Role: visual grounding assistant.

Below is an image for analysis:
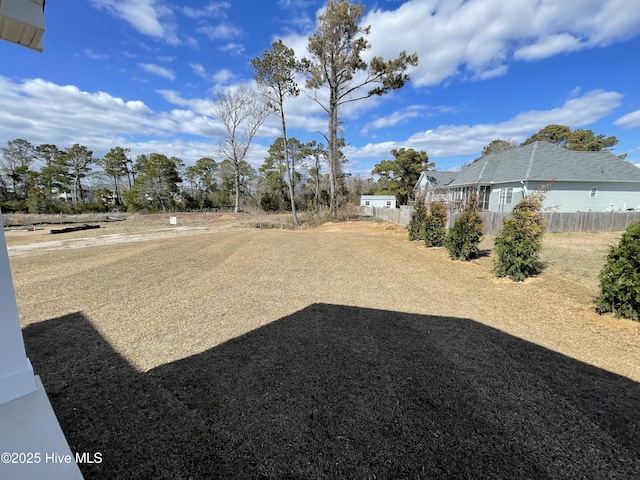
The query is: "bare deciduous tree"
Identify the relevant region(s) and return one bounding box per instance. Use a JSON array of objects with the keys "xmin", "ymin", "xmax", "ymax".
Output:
[{"xmin": 213, "ymin": 85, "xmax": 268, "ymax": 213}]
